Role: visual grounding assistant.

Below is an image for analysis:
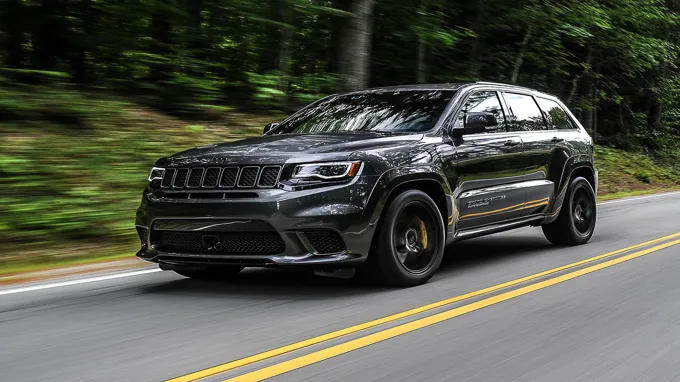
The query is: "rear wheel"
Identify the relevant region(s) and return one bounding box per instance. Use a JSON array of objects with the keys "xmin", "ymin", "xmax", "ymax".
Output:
[
  {"xmin": 363, "ymin": 189, "xmax": 446, "ymax": 287},
  {"xmin": 542, "ymin": 176, "xmax": 596, "ymax": 246},
  {"xmin": 174, "ymin": 266, "xmax": 244, "ymax": 281}
]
